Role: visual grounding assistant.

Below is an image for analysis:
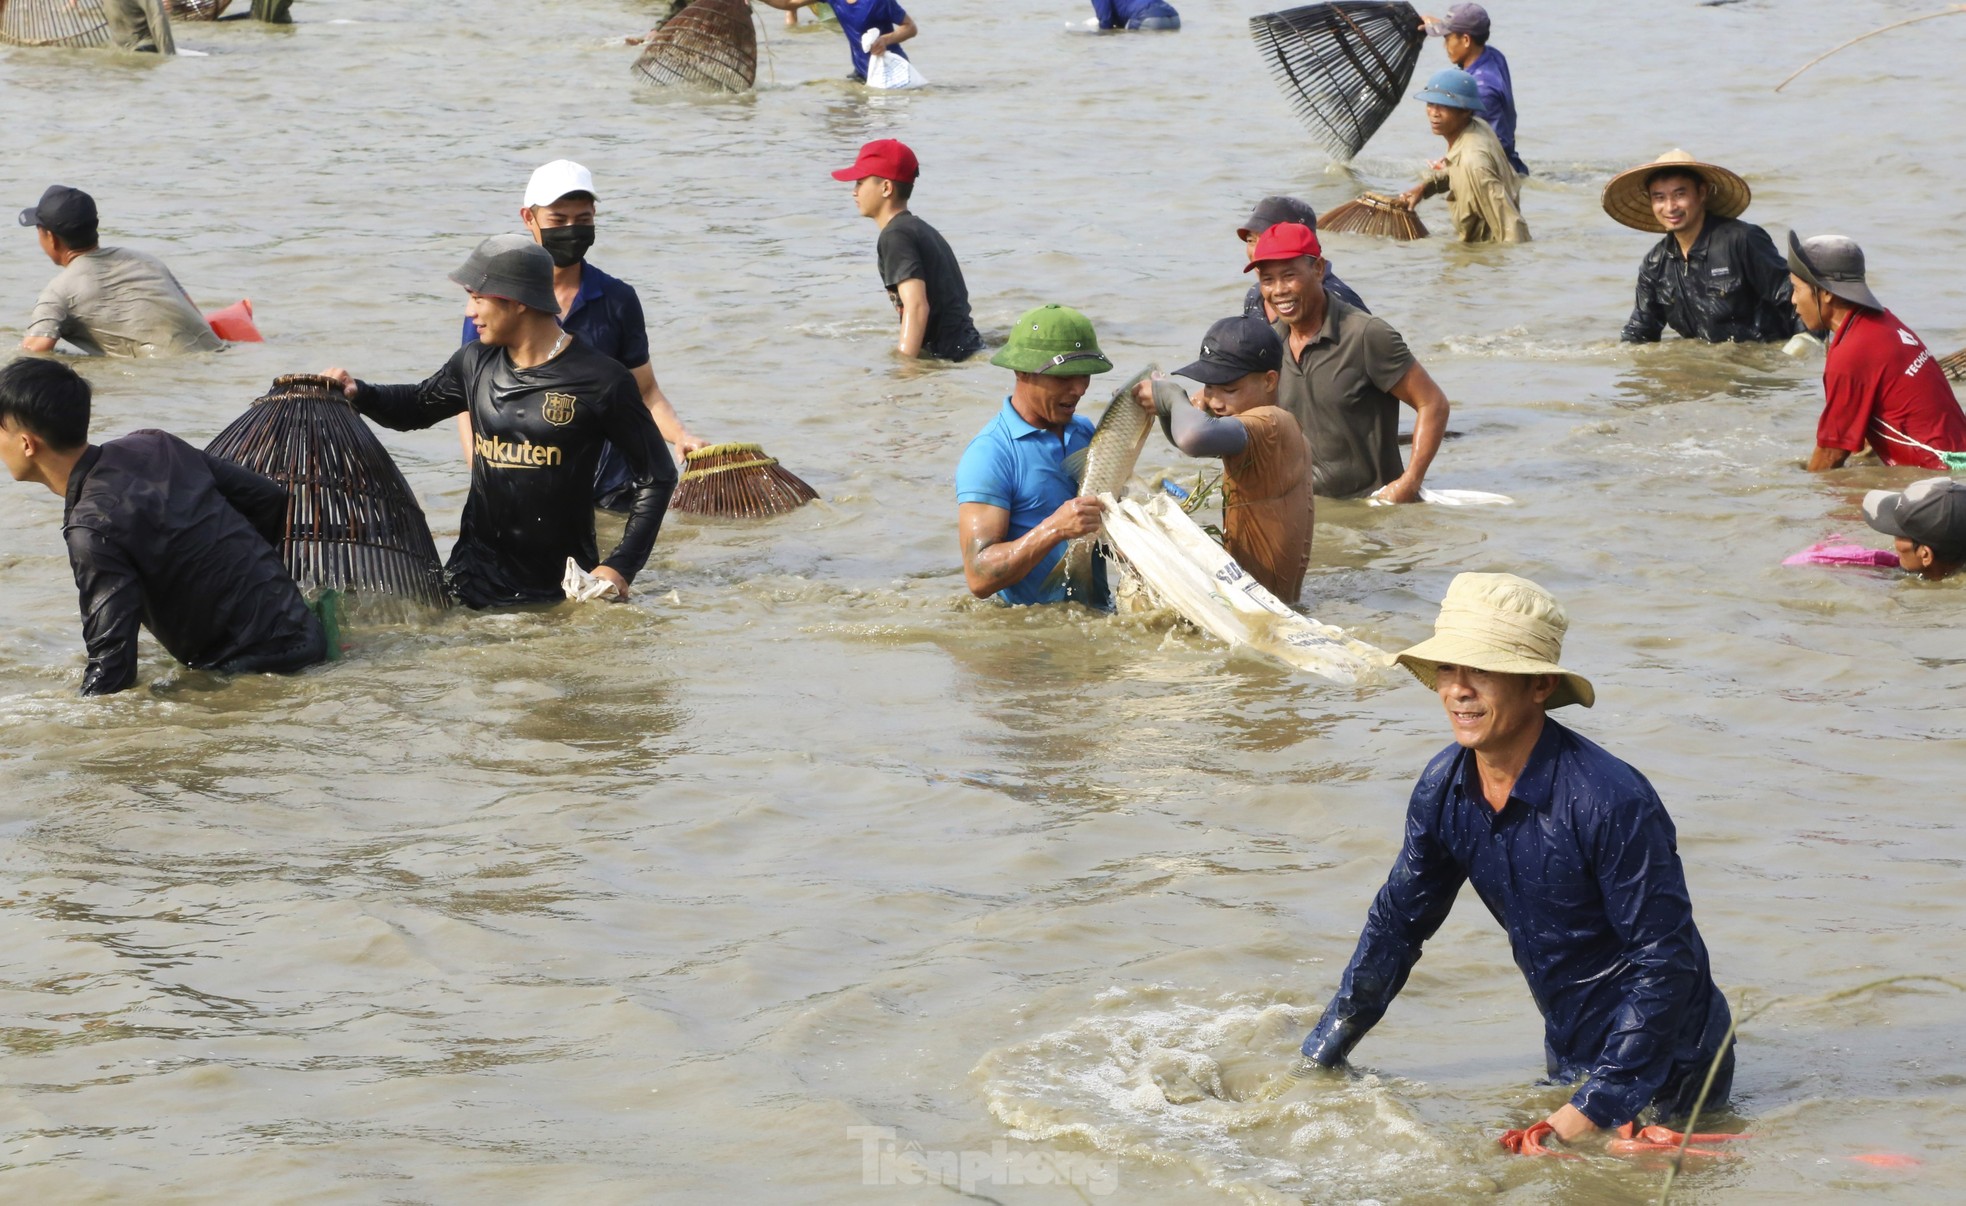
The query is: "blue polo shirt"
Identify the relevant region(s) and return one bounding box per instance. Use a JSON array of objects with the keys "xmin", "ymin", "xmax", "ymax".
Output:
[
  {"xmin": 462, "ymin": 261, "xmax": 652, "ymax": 502},
  {"xmin": 955, "ymin": 397, "xmax": 1102, "ymax": 607}
]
